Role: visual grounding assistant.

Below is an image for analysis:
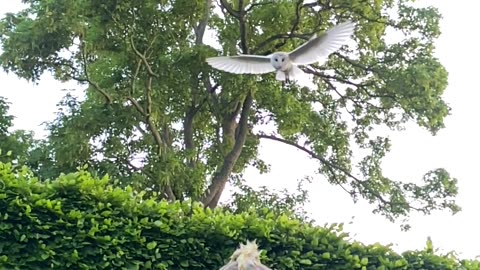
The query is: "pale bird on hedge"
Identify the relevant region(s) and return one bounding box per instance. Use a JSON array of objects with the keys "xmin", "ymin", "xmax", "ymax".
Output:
[
  {"xmin": 219, "ymin": 240, "xmax": 273, "ymax": 270},
  {"xmin": 206, "ymin": 21, "xmax": 355, "ymax": 83}
]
